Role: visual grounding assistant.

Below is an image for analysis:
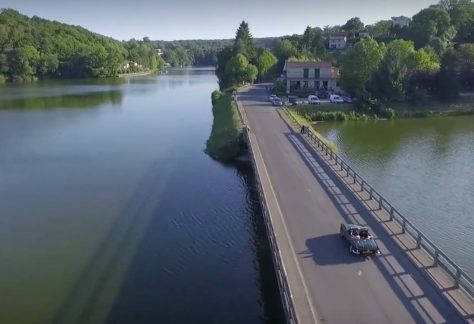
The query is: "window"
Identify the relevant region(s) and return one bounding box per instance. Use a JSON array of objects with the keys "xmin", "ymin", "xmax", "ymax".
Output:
[
  {"xmin": 315, "ymin": 68, "xmax": 320, "ymax": 78},
  {"xmin": 303, "ymin": 68, "xmax": 309, "ymax": 78}
]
